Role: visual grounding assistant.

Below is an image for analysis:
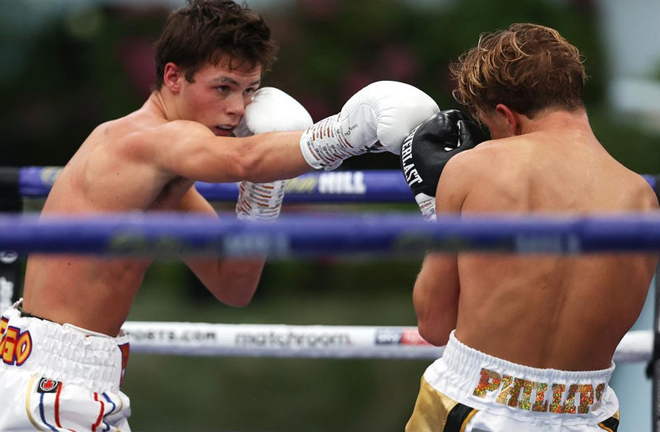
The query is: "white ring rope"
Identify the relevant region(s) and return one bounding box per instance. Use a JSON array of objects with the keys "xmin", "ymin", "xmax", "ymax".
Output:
[{"xmin": 122, "ymin": 321, "xmax": 651, "ymax": 363}]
